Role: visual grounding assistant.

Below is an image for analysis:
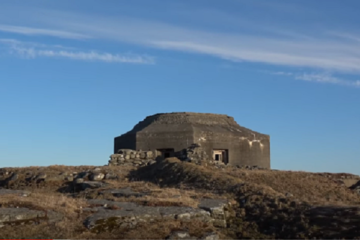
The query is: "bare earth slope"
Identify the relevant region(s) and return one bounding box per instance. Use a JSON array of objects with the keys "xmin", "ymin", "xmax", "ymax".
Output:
[{"xmin": 0, "ymin": 159, "xmax": 360, "ymax": 239}]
